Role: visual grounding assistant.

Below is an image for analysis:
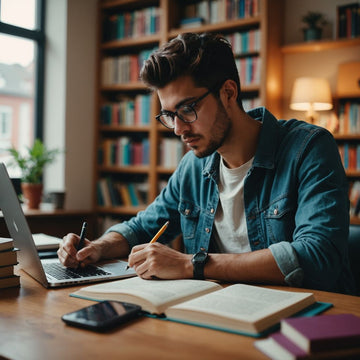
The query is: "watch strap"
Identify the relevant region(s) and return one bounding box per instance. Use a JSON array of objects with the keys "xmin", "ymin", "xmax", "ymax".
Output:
[{"xmin": 192, "ymin": 249, "xmax": 208, "ymax": 280}]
